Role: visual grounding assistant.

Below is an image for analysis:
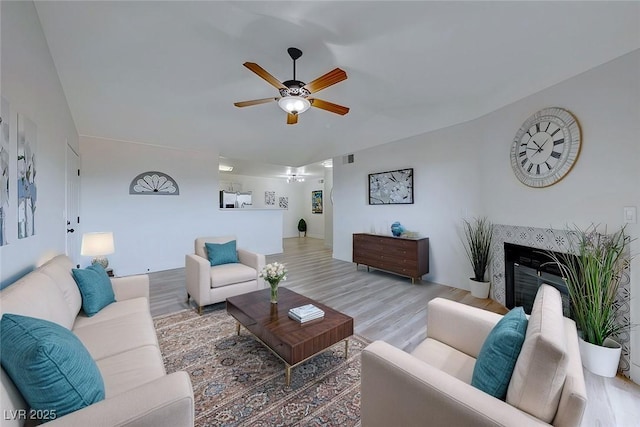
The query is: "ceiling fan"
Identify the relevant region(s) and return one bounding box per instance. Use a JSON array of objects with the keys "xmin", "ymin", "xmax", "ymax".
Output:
[{"xmin": 234, "ymin": 47, "xmax": 349, "ymax": 125}]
